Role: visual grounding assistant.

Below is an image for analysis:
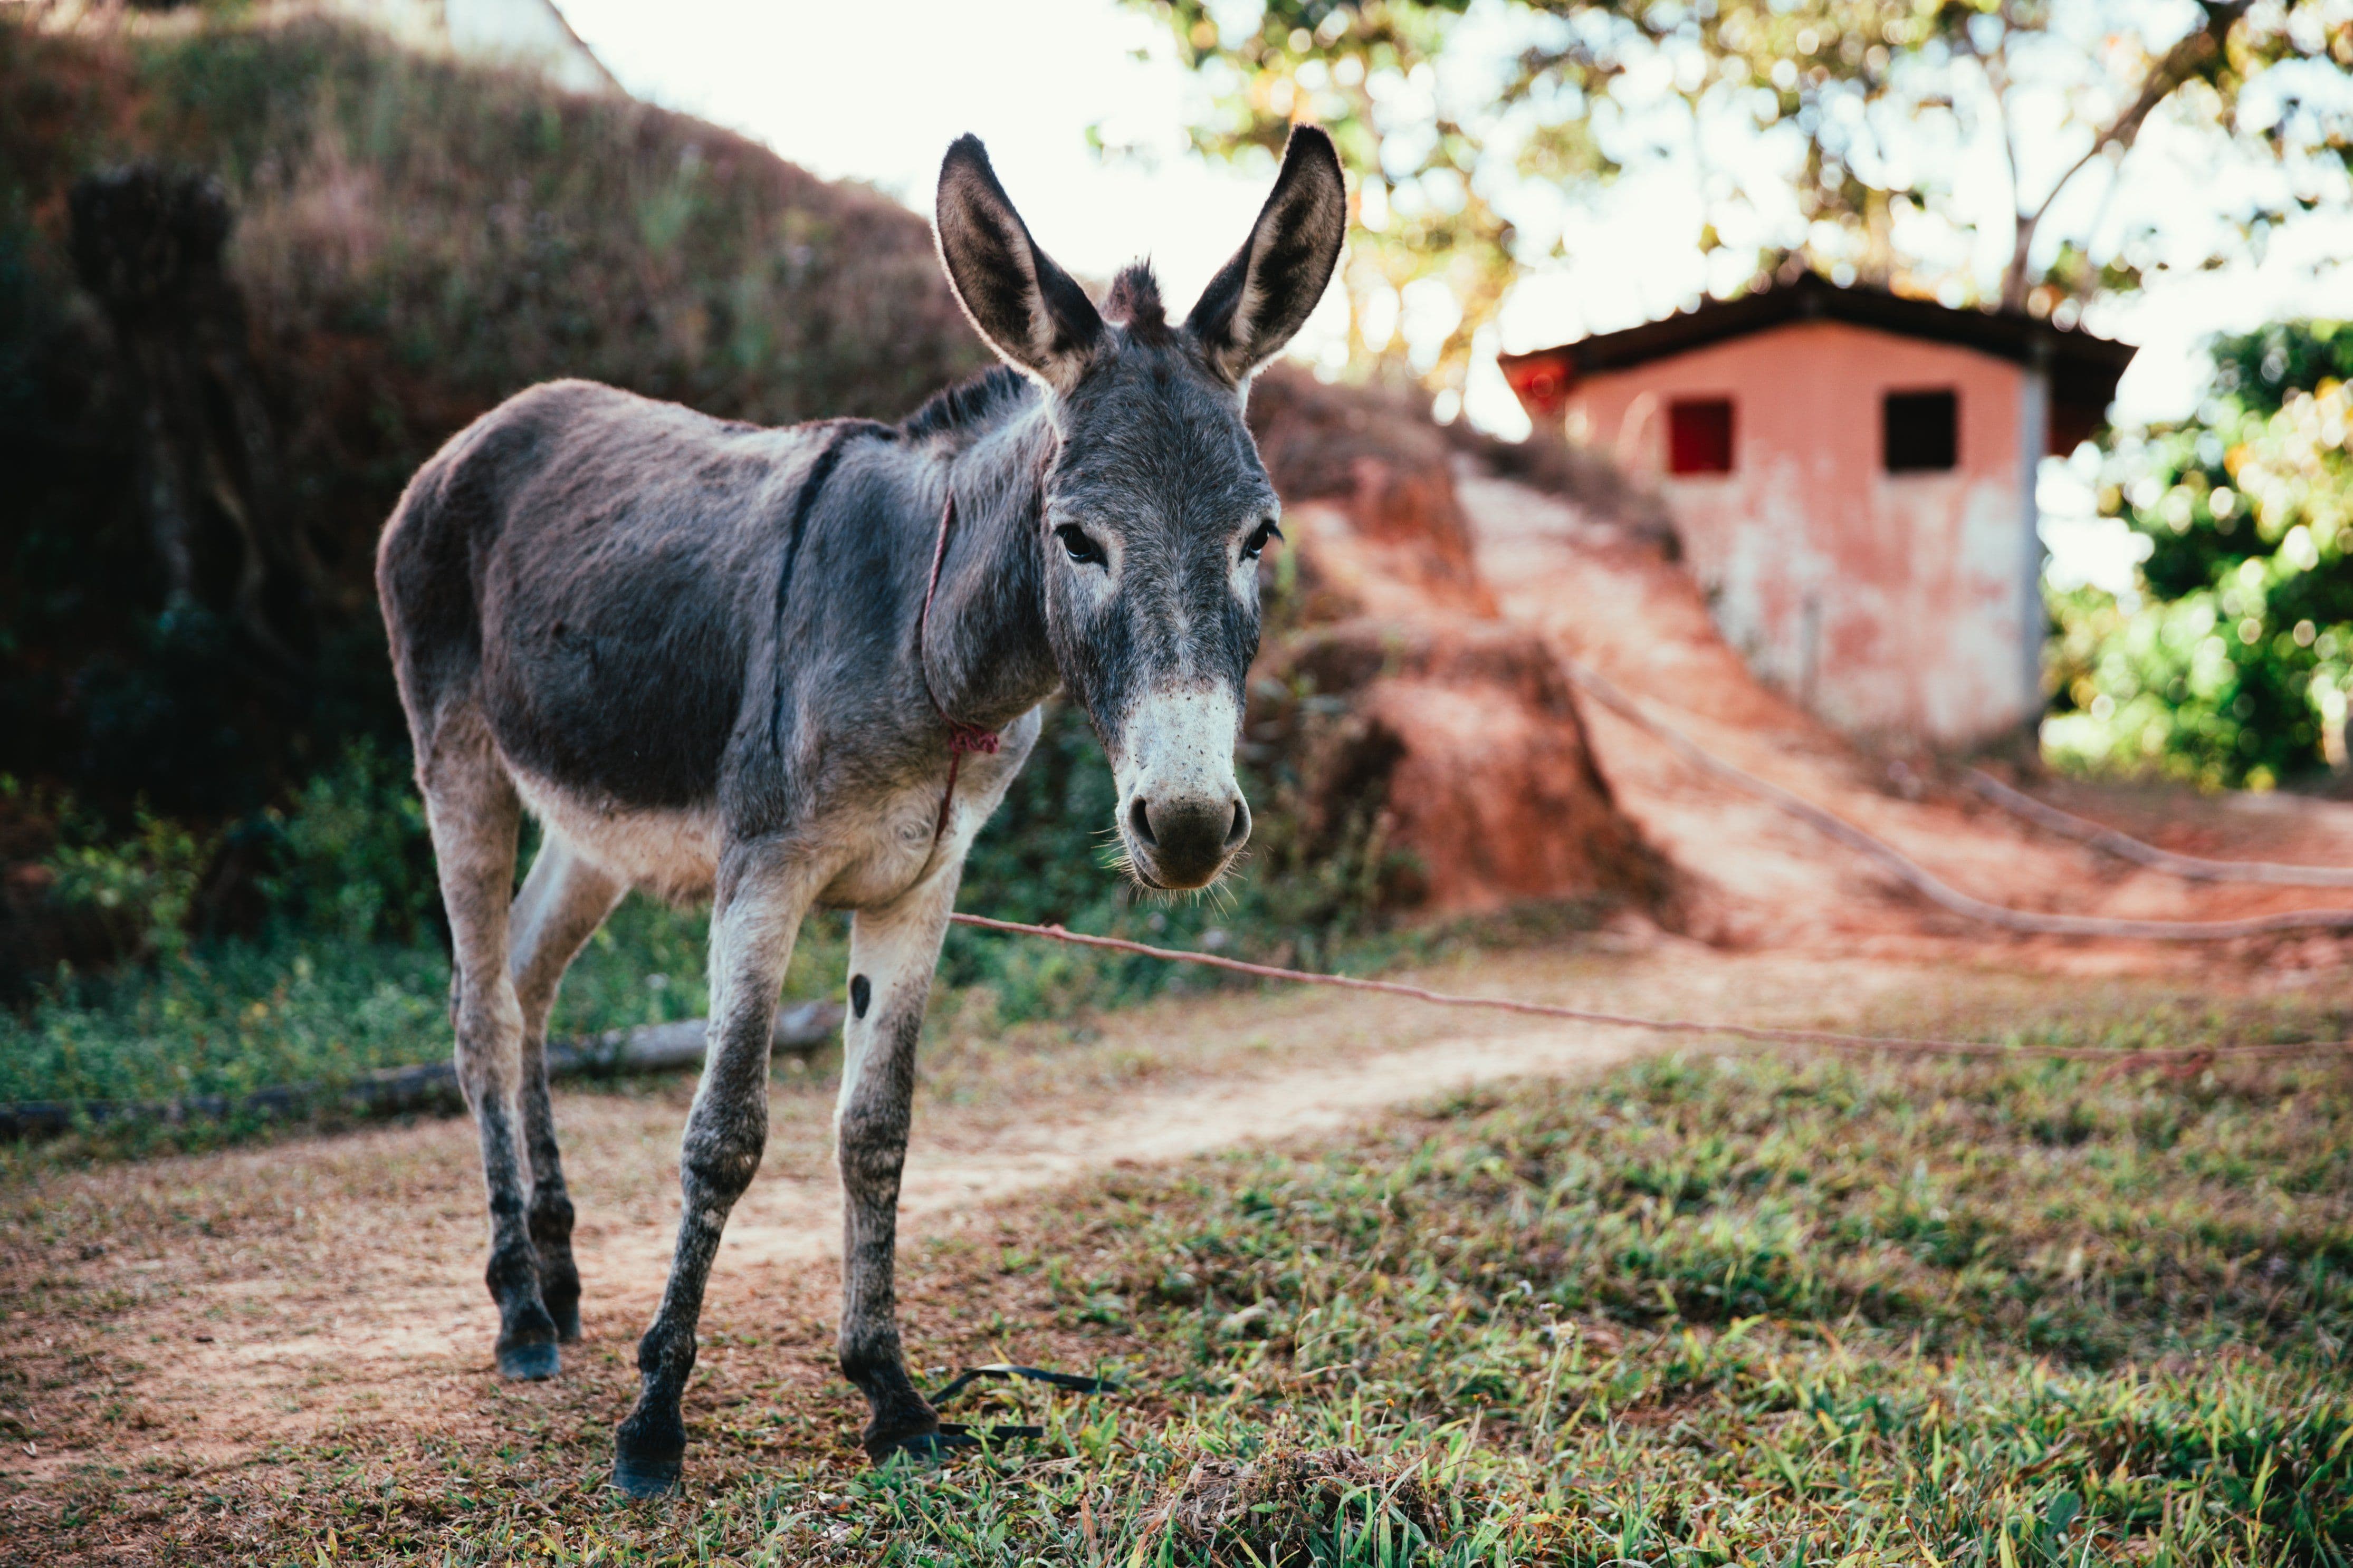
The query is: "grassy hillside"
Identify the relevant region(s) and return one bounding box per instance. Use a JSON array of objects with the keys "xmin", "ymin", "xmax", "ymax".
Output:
[{"xmin": 1, "ymin": 13, "xmax": 986, "ymax": 821}]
